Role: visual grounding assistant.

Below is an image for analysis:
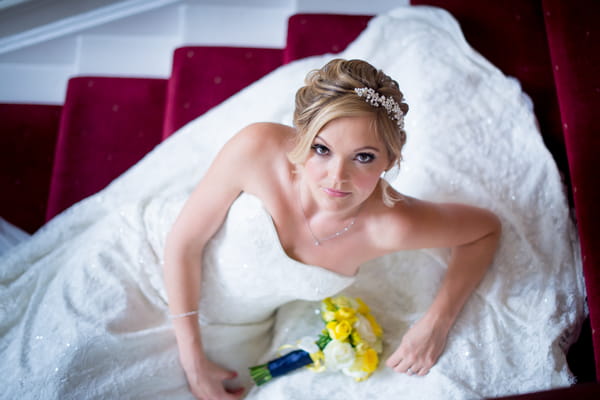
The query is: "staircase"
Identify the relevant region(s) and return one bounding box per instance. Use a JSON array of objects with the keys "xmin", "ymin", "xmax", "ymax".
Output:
[
  {"xmin": 2, "ymin": 0, "xmax": 599, "ymax": 386},
  {"xmin": 0, "ymin": 0, "xmax": 391, "ymax": 233}
]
